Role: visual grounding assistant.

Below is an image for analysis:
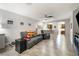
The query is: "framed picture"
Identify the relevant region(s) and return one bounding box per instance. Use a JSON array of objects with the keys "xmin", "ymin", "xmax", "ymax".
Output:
[
  {"xmin": 7, "ymin": 20, "xmax": 13, "ymax": 24},
  {"xmin": 20, "ymin": 22, "xmax": 24, "ymax": 25},
  {"xmin": 54, "ymin": 26, "xmax": 56, "ymax": 28},
  {"xmin": 28, "ymin": 23, "xmax": 31, "ymax": 26},
  {"xmin": 47, "ymin": 24, "xmax": 52, "ymax": 30},
  {"xmin": 61, "ymin": 24, "xmax": 65, "ymax": 29}
]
